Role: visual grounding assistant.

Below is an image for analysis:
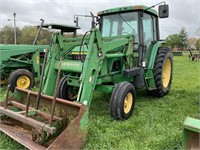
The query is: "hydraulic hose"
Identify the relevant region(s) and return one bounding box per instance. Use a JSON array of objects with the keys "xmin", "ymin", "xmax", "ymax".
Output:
[{"xmin": 79, "ymin": 31, "xmax": 91, "ymax": 62}]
